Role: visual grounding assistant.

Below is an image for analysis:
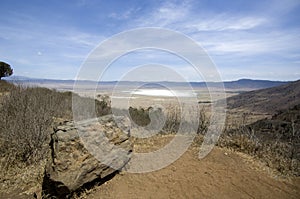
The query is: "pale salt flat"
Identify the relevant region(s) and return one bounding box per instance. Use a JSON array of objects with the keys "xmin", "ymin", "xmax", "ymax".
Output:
[
  {"xmin": 129, "ymin": 89, "xmax": 196, "ymax": 97},
  {"xmin": 110, "ymin": 96, "xmax": 138, "ymax": 99}
]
